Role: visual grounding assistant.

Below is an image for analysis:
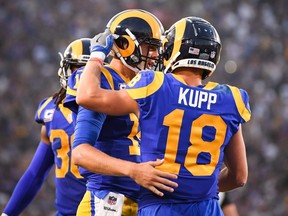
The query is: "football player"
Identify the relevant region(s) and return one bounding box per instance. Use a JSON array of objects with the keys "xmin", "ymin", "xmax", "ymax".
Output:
[
  {"xmin": 2, "ymin": 38, "xmax": 90, "ymax": 216},
  {"xmin": 65, "ymin": 9, "xmax": 177, "ymax": 216},
  {"xmin": 76, "ymin": 16, "xmax": 251, "ymax": 216}
]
